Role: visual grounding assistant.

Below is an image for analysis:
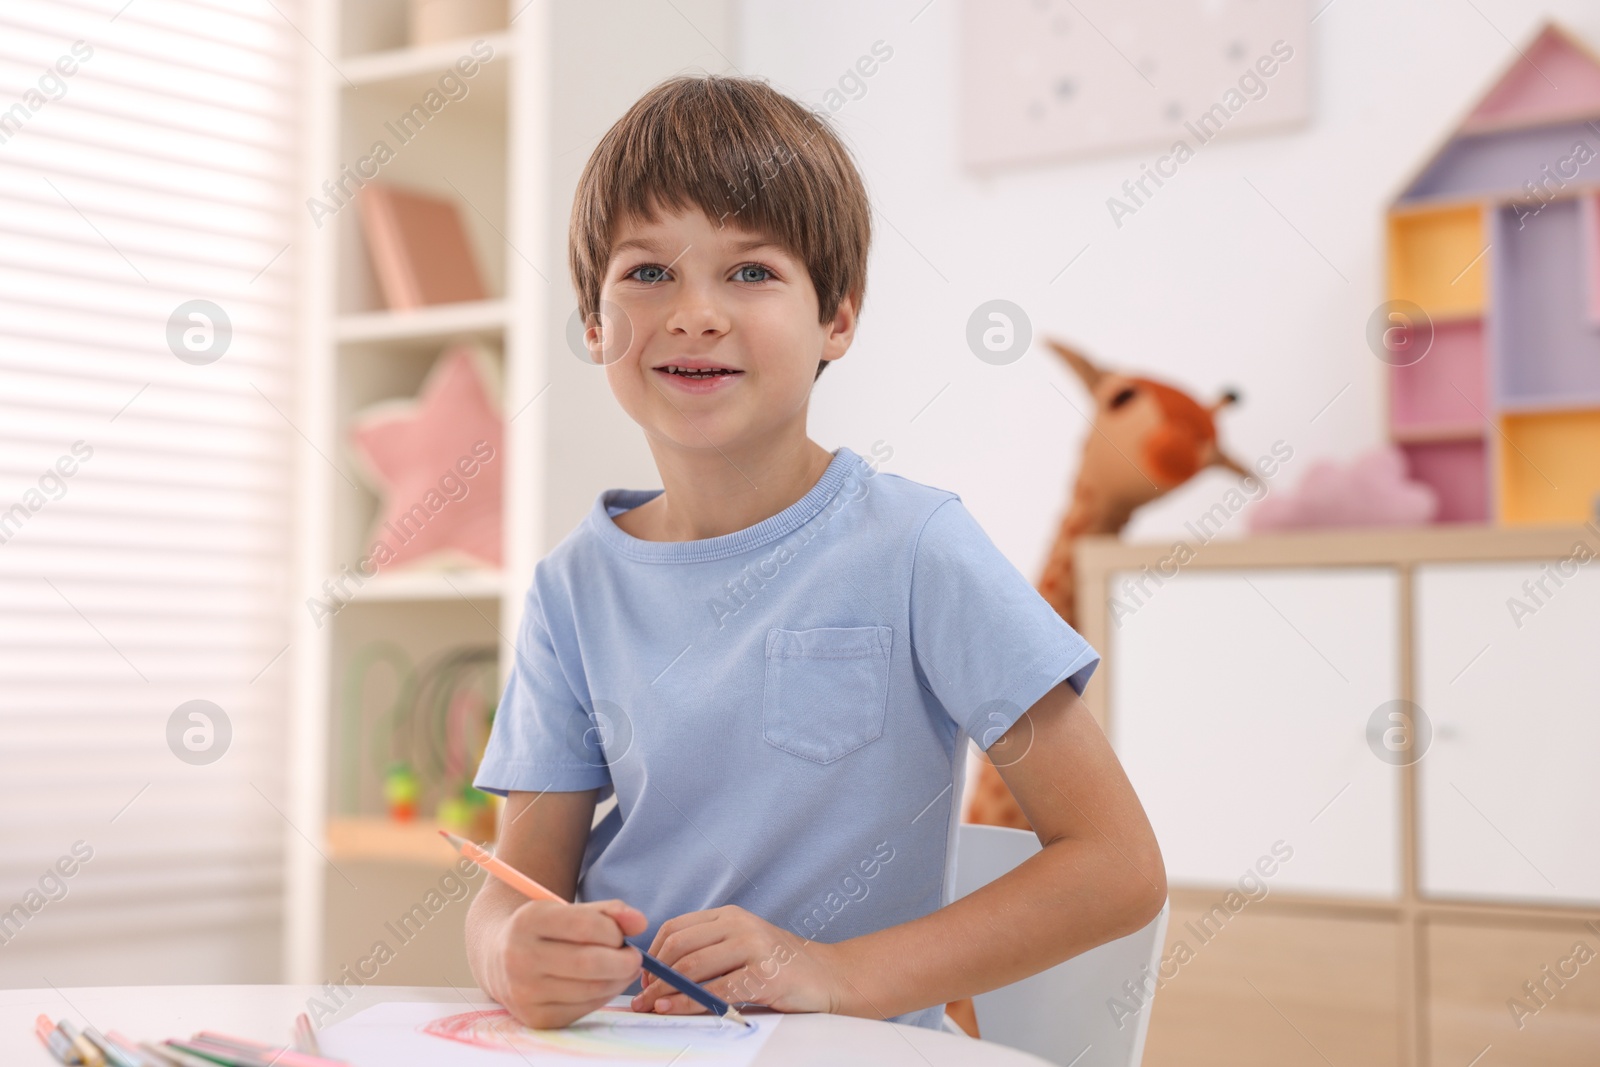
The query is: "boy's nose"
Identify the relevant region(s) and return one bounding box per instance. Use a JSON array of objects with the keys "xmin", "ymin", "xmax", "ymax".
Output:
[{"xmin": 666, "ymin": 296, "xmax": 729, "ymax": 337}]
